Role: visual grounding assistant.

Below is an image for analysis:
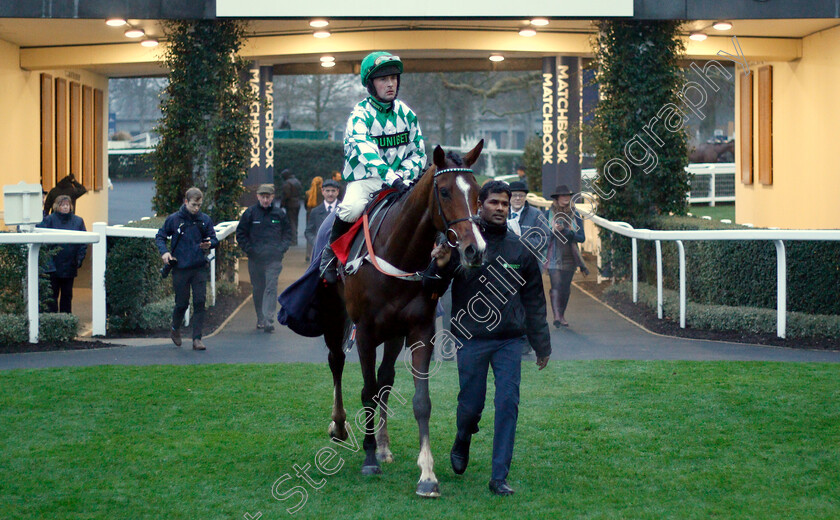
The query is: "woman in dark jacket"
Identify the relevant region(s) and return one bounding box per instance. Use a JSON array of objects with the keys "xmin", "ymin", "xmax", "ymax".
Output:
[
  {"xmin": 545, "ymin": 185, "xmax": 588, "ymax": 328},
  {"xmin": 36, "ymin": 195, "xmax": 87, "ymax": 313}
]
